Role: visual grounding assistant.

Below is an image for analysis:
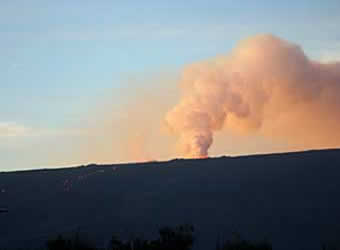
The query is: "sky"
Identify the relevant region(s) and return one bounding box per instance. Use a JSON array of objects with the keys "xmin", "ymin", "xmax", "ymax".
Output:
[{"xmin": 1, "ymin": 0, "xmax": 340, "ymax": 171}]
